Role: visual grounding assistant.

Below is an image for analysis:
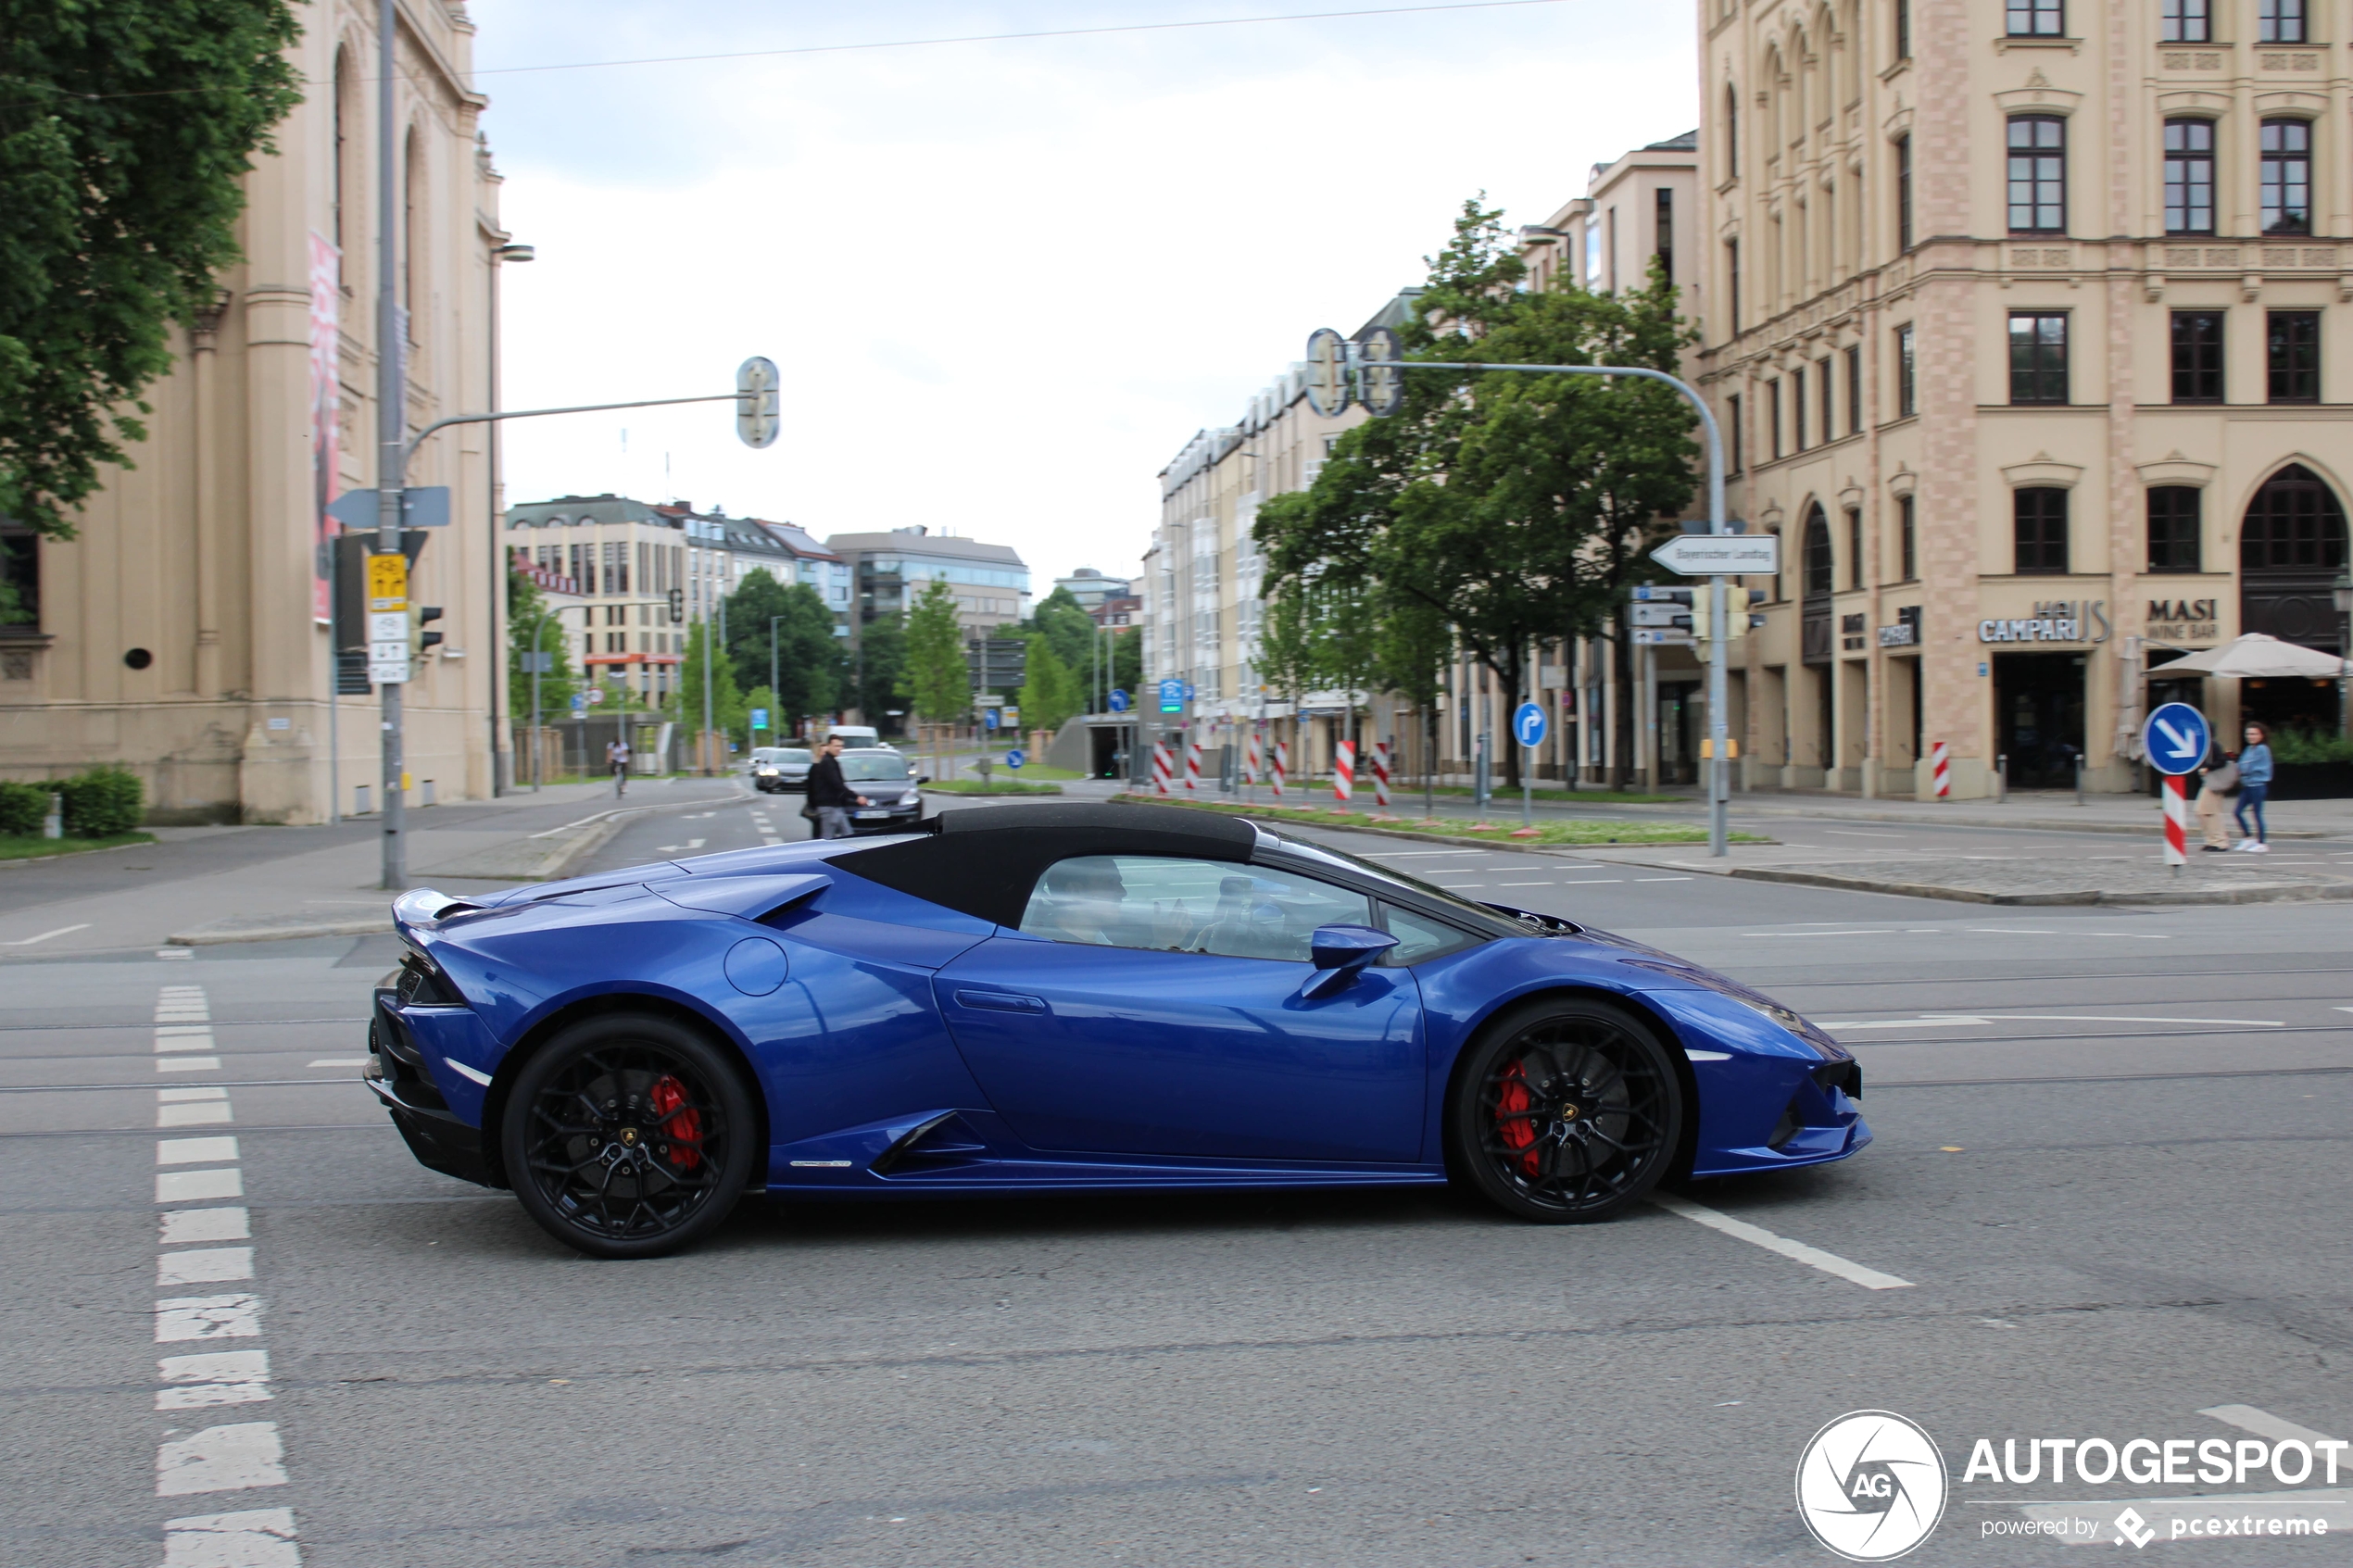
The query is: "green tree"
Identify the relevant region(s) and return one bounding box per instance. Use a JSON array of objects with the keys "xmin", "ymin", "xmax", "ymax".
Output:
[
  {"xmin": 674, "ymin": 617, "xmax": 747, "ymax": 755},
  {"xmin": 1108, "ymin": 625, "xmax": 1141, "ymax": 700},
  {"xmin": 719, "ymin": 570, "xmax": 842, "ymax": 732},
  {"xmin": 1016, "ymin": 635, "xmax": 1083, "ymax": 736},
  {"xmin": 853, "ymin": 612, "xmax": 907, "ymax": 734},
  {"xmin": 900, "ymin": 578, "xmax": 968, "ymax": 727},
  {"xmin": 1255, "ymin": 197, "xmax": 1698, "ymax": 787},
  {"xmin": 1023, "ymin": 586, "xmax": 1098, "ymax": 698},
  {"xmin": 742, "ymin": 684, "xmax": 777, "ymax": 743},
  {"xmin": 507, "ymin": 570, "xmax": 577, "ymax": 721},
  {"xmin": 1, "ymin": 1, "xmax": 304, "ymax": 536}
]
